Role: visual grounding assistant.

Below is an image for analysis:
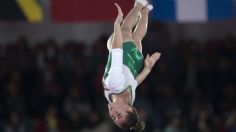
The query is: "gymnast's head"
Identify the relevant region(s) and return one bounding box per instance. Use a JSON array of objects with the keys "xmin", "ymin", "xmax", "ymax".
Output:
[{"xmin": 108, "ymin": 102, "xmax": 145, "ymax": 131}]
